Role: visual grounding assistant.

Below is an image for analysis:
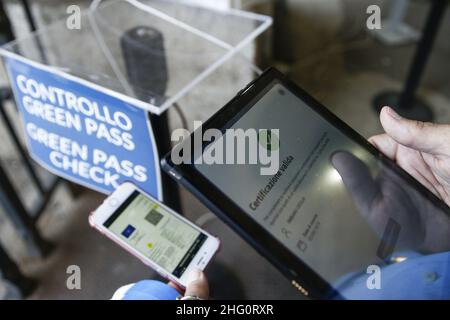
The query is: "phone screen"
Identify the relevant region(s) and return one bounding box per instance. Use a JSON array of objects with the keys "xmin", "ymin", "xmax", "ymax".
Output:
[
  {"xmin": 104, "ymin": 191, "xmax": 206, "ymax": 278},
  {"xmin": 194, "ymin": 82, "xmax": 450, "ymax": 299}
]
